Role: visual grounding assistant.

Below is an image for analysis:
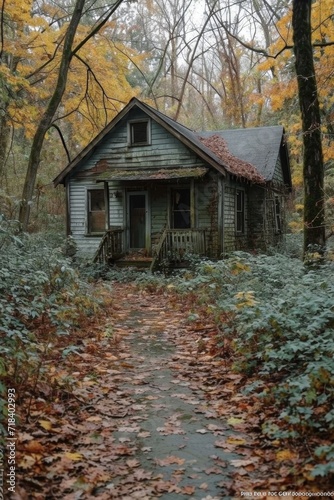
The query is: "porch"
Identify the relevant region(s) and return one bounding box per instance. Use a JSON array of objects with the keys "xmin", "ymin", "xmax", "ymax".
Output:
[{"xmin": 93, "ymin": 228, "xmax": 207, "ymax": 272}]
